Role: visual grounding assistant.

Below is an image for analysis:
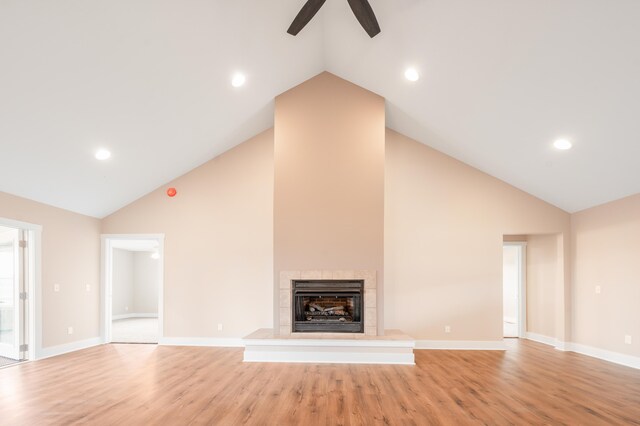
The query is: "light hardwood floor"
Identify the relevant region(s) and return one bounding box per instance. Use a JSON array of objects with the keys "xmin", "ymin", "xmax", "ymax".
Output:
[{"xmin": 0, "ymin": 339, "xmax": 639, "ymax": 425}]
